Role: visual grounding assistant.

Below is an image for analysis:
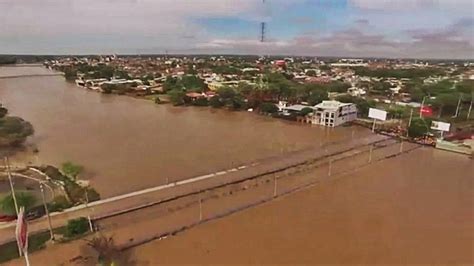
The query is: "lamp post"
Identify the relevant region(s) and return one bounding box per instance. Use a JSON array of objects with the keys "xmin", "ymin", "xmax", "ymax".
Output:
[{"xmin": 39, "ymin": 183, "xmax": 55, "ymax": 241}]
